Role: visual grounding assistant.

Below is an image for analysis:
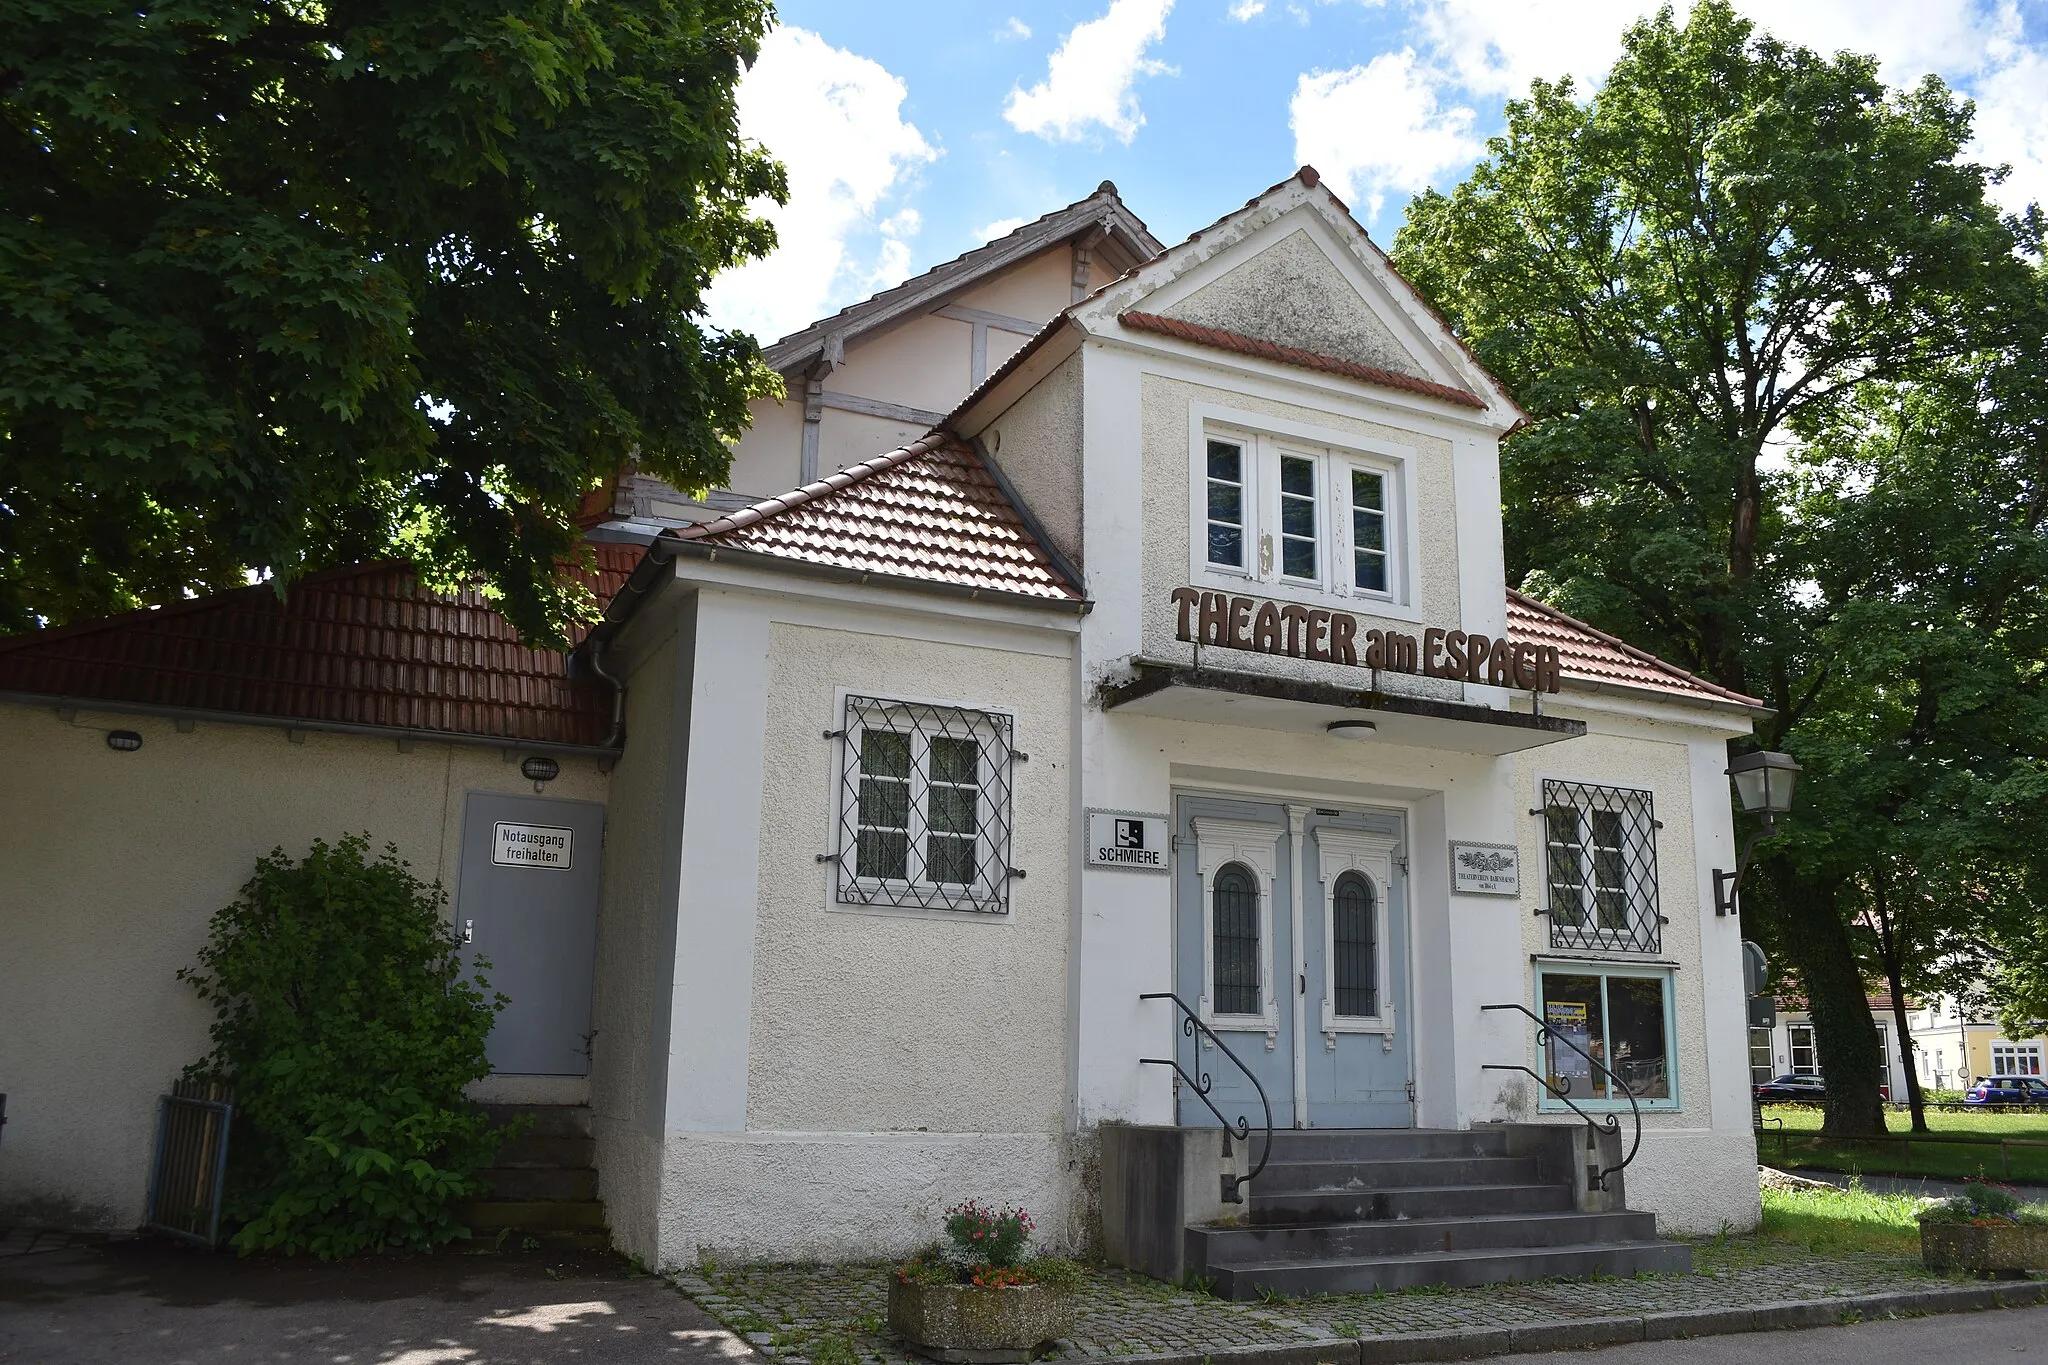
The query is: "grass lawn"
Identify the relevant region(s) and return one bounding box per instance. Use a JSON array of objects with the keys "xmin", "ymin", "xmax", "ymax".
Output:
[
  {"xmin": 1756, "ymin": 1181, "xmax": 1927, "ymax": 1257},
  {"xmin": 1757, "ymin": 1104, "xmax": 2048, "ymax": 1182}
]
